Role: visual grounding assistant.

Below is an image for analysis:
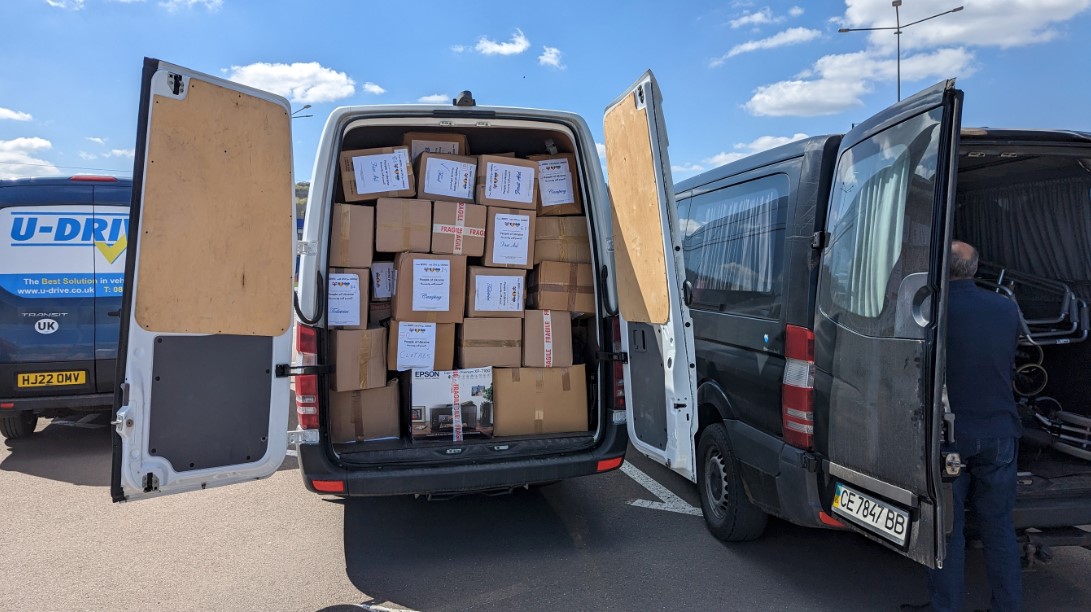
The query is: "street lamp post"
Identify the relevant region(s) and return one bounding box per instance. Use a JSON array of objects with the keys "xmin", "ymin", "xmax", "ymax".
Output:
[
  {"xmin": 838, "ymin": 1, "xmax": 964, "ymax": 101},
  {"xmin": 291, "ymin": 104, "xmax": 313, "ymax": 119}
]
